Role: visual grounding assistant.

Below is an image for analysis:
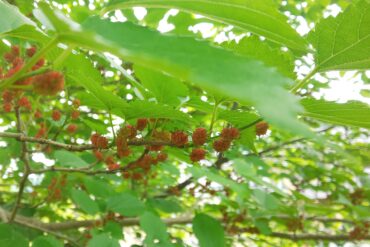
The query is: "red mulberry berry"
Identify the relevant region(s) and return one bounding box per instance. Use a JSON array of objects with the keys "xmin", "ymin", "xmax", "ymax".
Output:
[
  {"xmin": 192, "ymin": 127, "xmax": 207, "ymax": 146},
  {"xmin": 213, "ymin": 138, "xmax": 231, "ymax": 152},
  {"xmin": 32, "ymin": 58, "xmax": 45, "ymax": 71},
  {"xmin": 18, "ymin": 96, "xmax": 32, "ymax": 110},
  {"xmin": 34, "ymin": 110, "xmax": 42, "ymax": 119},
  {"xmin": 157, "ymin": 152, "xmax": 168, "ymax": 162},
  {"xmin": 93, "ymin": 150, "xmax": 104, "ymax": 161},
  {"xmin": 105, "ymin": 156, "xmax": 115, "ymax": 165},
  {"xmin": 256, "ymin": 121, "xmax": 269, "ymax": 136},
  {"xmin": 3, "ymin": 45, "xmax": 19, "ymax": 63},
  {"xmin": 122, "ymin": 171, "xmax": 131, "ymax": 179},
  {"xmin": 221, "ymin": 127, "xmax": 240, "ymax": 140},
  {"xmin": 108, "ymin": 163, "xmax": 120, "ymax": 171},
  {"xmin": 91, "ymin": 133, "xmax": 108, "ymax": 149},
  {"xmin": 132, "ymin": 172, "xmax": 143, "ymax": 180},
  {"xmin": 32, "ymin": 71, "xmax": 64, "ymax": 96},
  {"xmin": 26, "ymin": 46, "xmax": 37, "ymax": 57},
  {"xmin": 67, "ymin": 124, "xmax": 78, "ymax": 134},
  {"xmin": 3, "ymin": 103, "xmax": 12, "ymax": 112},
  {"xmin": 52, "ymin": 110, "xmax": 61, "ymax": 121},
  {"xmin": 136, "ymin": 118, "xmax": 148, "ymax": 131},
  {"xmin": 72, "ymin": 99, "xmax": 80, "ymax": 108},
  {"xmin": 190, "ymin": 148, "xmax": 206, "ymax": 162},
  {"xmin": 2, "ymin": 90, "xmax": 13, "ymax": 103},
  {"xmin": 97, "ymin": 136, "xmax": 108, "ymax": 149},
  {"xmin": 148, "ymin": 145, "xmax": 163, "ymax": 152},
  {"xmin": 118, "ymin": 148, "xmax": 131, "ymax": 158},
  {"xmin": 71, "ymin": 110, "xmax": 80, "ymax": 120},
  {"xmin": 171, "ymin": 131, "xmax": 188, "ymax": 147}
]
